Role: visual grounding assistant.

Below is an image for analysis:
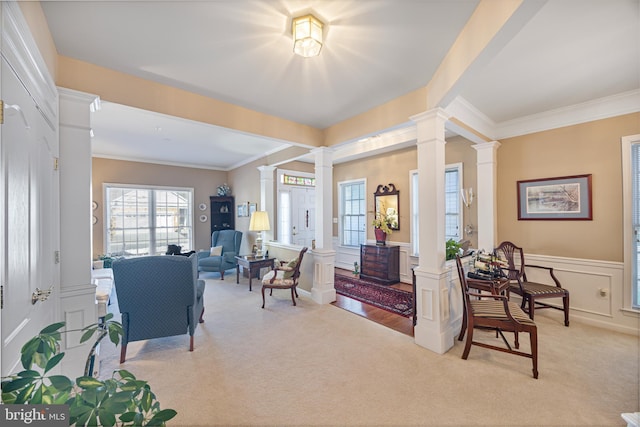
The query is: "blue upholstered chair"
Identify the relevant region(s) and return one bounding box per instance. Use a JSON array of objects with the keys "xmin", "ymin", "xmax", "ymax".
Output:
[
  {"xmin": 112, "ymin": 254, "xmax": 205, "ymax": 363},
  {"xmin": 197, "ymin": 230, "xmax": 242, "ymax": 279}
]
